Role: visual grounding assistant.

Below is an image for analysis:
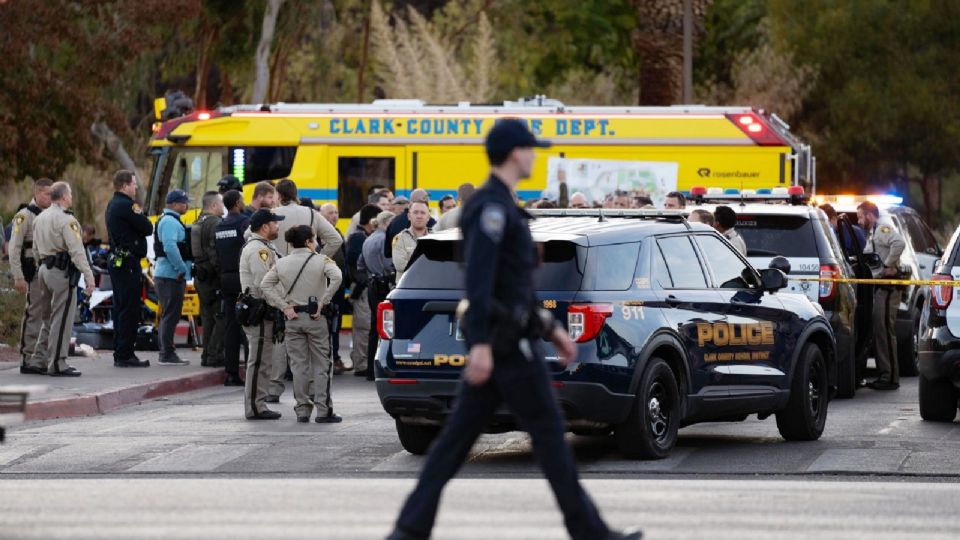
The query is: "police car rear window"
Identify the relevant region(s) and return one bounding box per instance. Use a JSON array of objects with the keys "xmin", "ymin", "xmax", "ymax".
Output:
[
  {"xmin": 735, "ymin": 215, "xmax": 819, "ymax": 258},
  {"xmin": 398, "ymin": 239, "xmax": 586, "ymax": 291}
]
